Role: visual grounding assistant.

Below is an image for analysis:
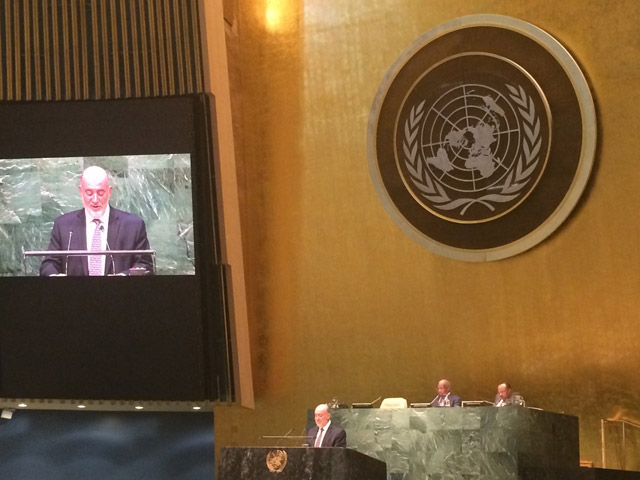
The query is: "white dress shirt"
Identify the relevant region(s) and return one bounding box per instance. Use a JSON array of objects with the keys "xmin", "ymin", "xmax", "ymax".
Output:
[{"xmin": 315, "ymin": 420, "xmax": 331, "ymax": 447}]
